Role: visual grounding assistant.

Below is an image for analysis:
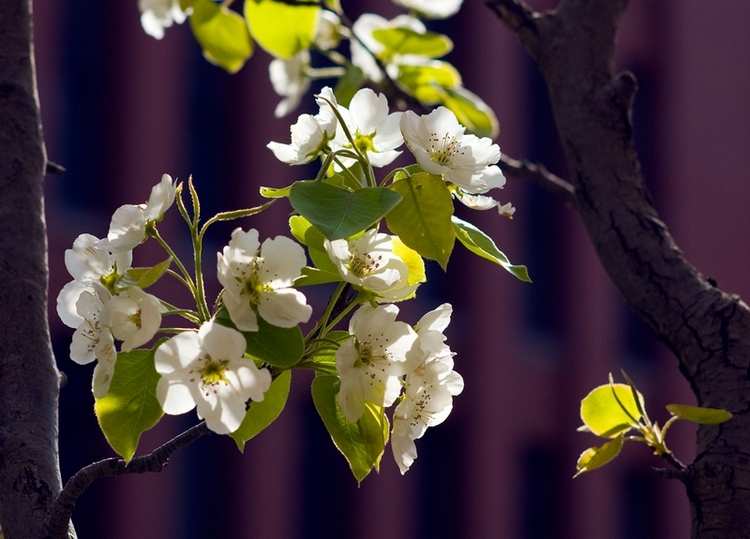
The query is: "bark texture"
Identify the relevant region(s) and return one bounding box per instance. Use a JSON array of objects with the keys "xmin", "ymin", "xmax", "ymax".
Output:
[
  {"xmin": 490, "ymin": 0, "xmax": 750, "ymax": 537},
  {"xmin": 0, "ymin": 0, "xmax": 63, "ymax": 538}
]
